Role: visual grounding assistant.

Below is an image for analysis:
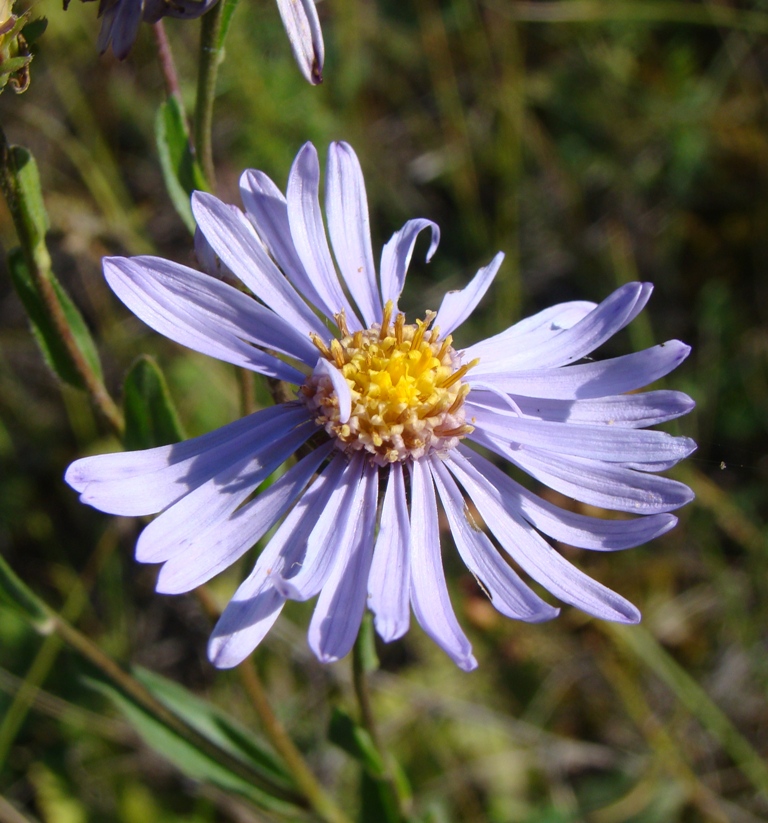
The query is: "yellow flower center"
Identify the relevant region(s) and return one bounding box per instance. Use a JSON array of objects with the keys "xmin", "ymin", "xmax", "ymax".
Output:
[{"xmin": 301, "ymin": 302, "xmax": 478, "ymax": 465}]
